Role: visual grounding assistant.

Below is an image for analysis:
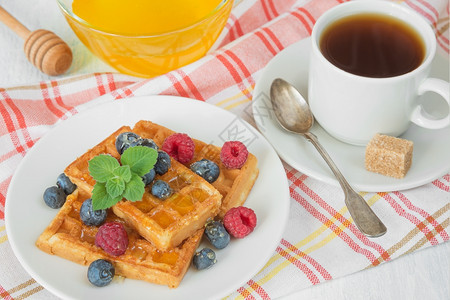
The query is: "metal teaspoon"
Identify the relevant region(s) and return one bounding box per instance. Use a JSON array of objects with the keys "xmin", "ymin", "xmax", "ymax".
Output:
[{"xmin": 270, "ymin": 78, "xmax": 387, "ymax": 237}]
